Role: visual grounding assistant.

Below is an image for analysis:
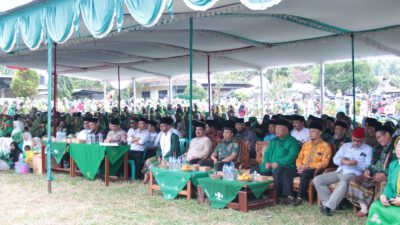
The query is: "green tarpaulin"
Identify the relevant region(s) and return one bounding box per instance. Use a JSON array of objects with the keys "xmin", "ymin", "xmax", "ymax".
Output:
[
  {"xmin": 151, "ymin": 167, "xmax": 209, "ymax": 200},
  {"xmin": 197, "ymin": 177, "xmax": 272, "ymax": 209}
]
